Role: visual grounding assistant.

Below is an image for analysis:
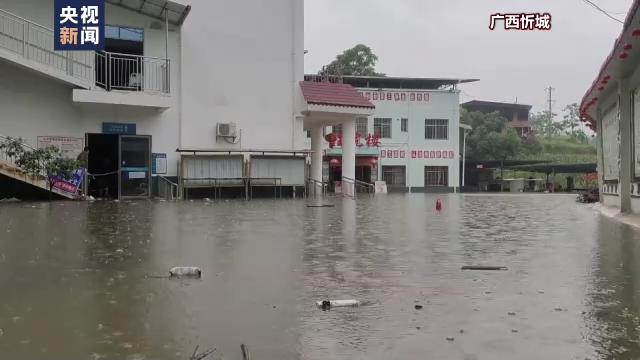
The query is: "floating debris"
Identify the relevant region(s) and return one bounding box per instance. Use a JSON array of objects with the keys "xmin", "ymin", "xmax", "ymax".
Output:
[
  {"xmin": 414, "ymin": 304, "xmax": 423, "ymax": 310},
  {"xmin": 169, "ymin": 267, "xmax": 202, "ymax": 278},
  {"xmin": 446, "ymin": 337, "xmax": 454, "ymax": 341},
  {"xmin": 508, "ymin": 312, "xmax": 516, "ymax": 315},
  {"xmin": 315, "ymin": 299, "xmax": 359, "ymax": 309},
  {"xmin": 461, "ymin": 265, "xmax": 508, "ymax": 271}
]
